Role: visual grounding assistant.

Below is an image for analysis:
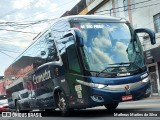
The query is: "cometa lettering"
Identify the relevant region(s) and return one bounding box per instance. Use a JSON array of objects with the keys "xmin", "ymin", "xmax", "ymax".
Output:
[
  {"xmin": 117, "ymin": 73, "xmax": 130, "ymax": 76},
  {"xmin": 33, "ymin": 70, "xmax": 51, "ymax": 84}
]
